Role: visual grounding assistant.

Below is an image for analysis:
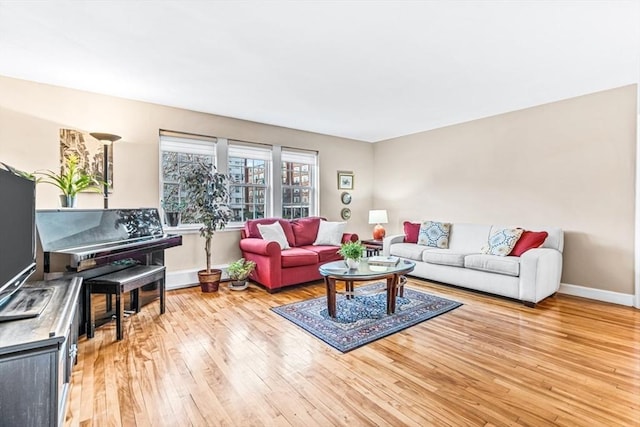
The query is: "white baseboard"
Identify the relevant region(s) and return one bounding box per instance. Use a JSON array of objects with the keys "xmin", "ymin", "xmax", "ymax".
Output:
[
  {"xmin": 166, "ymin": 265, "xmax": 229, "ymax": 290},
  {"xmin": 558, "ymin": 282, "xmax": 635, "ymax": 307},
  {"xmin": 166, "ymin": 272, "xmax": 636, "ymax": 307}
]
